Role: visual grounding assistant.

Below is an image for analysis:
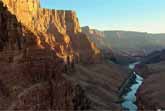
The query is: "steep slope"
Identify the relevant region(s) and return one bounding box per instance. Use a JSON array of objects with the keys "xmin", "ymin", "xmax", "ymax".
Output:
[
  {"xmin": 0, "ymin": 1, "xmax": 75, "ymax": 110},
  {"xmin": 2, "ymin": 0, "xmax": 101, "ymax": 63},
  {"xmin": 0, "ymin": 0, "xmax": 100, "ymax": 111},
  {"xmin": 0, "ymin": 0, "xmax": 133, "ymax": 110},
  {"xmin": 134, "ymin": 51, "xmax": 165, "ymax": 110},
  {"xmin": 64, "ymin": 63, "xmax": 129, "ymax": 110},
  {"xmin": 136, "ymin": 62, "xmax": 165, "ymax": 110}
]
